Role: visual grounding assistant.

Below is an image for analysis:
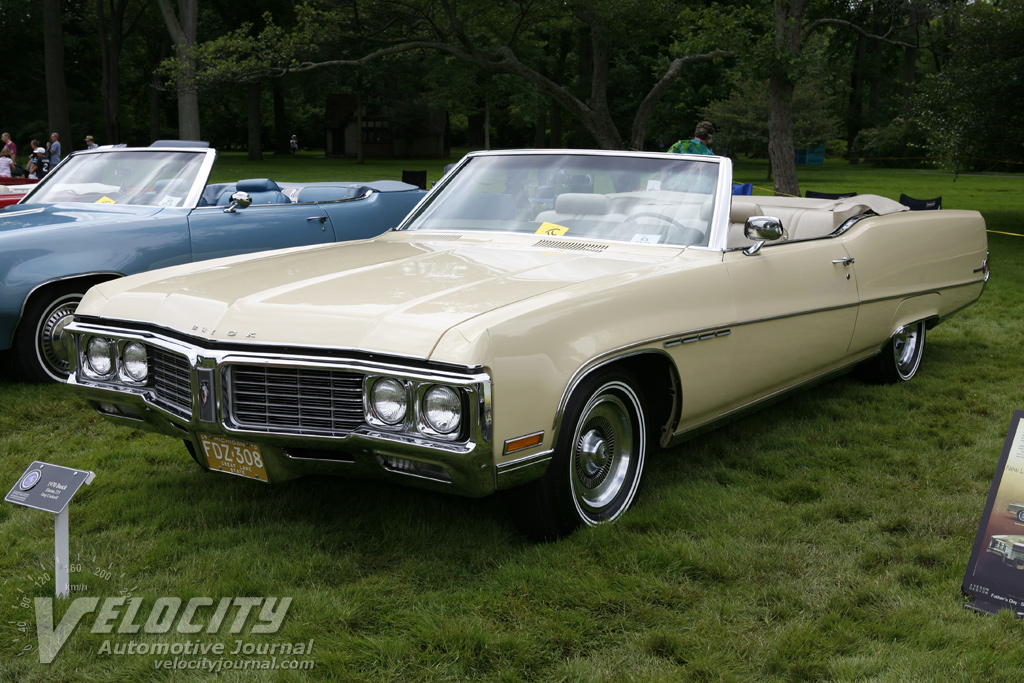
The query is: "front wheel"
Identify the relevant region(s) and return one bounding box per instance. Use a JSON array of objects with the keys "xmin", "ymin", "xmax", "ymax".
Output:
[
  {"xmin": 11, "ymin": 284, "xmax": 86, "ymax": 383},
  {"xmin": 857, "ymin": 321, "xmax": 926, "ymax": 385},
  {"xmin": 1016, "ymin": 510, "xmax": 1024, "ymax": 523},
  {"xmin": 510, "ymin": 371, "xmax": 648, "ymax": 540}
]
